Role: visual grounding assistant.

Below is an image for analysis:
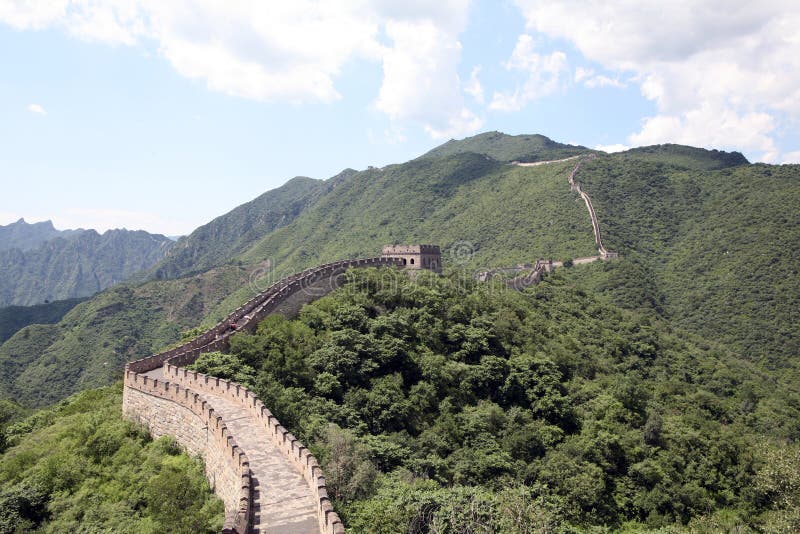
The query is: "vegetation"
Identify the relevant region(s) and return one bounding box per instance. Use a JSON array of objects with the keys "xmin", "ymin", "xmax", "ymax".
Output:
[
  {"xmin": 1, "ymin": 133, "xmax": 796, "ymax": 418},
  {"xmin": 0, "ymin": 298, "xmax": 85, "ymax": 345},
  {"xmin": 573, "ymin": 153, "xmax": 800, "ymax": 364},
  {"xmin": 220, "ymin": 267, "xmax": 800, "ymax": 531},
  {"xmin": 0, "ymin": 133, "xmax": 601, "ymax": 409},
  {"xmin": 151, "ymin": 175, "xmax": 328, "ymax": 280},
  {"xmin": 0, "ymin": 264, "xmax": 252, "ymax": 407},
  {"xmin": 0, "ymin": 385, "xmax": 223, "ymax": 533},
  {"xmin": 0, "ymin": 133, "xmax": 798, "ymax": 531},
  {"xmin": 420, "ymin": 131, "xmax": 591, "ymax": 163},
  {"xmin": 0, "ymin": 228, "xmax": 174, "ymax": 307}
]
